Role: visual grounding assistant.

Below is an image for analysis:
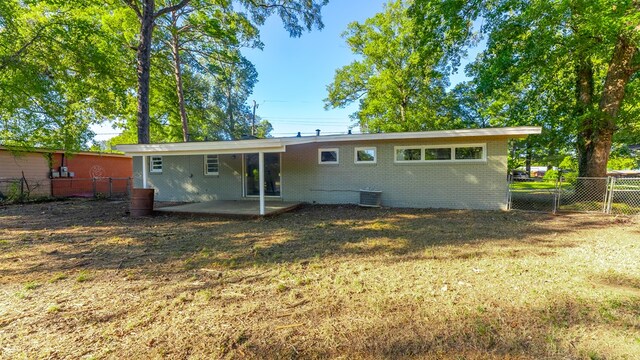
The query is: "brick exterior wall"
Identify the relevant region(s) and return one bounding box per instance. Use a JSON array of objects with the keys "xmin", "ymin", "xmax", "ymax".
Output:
[
  {"xmin": 133, "ymin": 136, "xmax": 509, "ymax": 210},
  {"xmin": 133, "ymin": 154, "xmax": 244, "ymax": 201}
]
